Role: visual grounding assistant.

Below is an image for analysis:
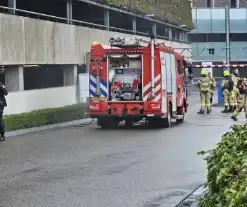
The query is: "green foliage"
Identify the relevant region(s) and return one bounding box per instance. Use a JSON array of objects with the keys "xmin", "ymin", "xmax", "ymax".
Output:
[
  {"xmin": 3, "ymin": 103, "xmax": 88, "ymax": 131},
  {"xmin": 198, "ymin": 124, "xmax": 247, "ymax": 207},
  {"xmin": 101, "ymin": 0, "xmax": 193, "ymax": 29}
]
